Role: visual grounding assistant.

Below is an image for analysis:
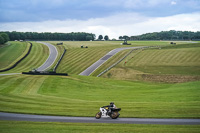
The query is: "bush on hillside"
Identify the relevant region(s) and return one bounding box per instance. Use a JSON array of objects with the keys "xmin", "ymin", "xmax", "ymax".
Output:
[
  {"xmin": 0, "ymin": 36, "xmax": 4, "ymax": 44},
  {"xmin": 0, "ymin": 33, "xmax": 9, "ymax": 44}
]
